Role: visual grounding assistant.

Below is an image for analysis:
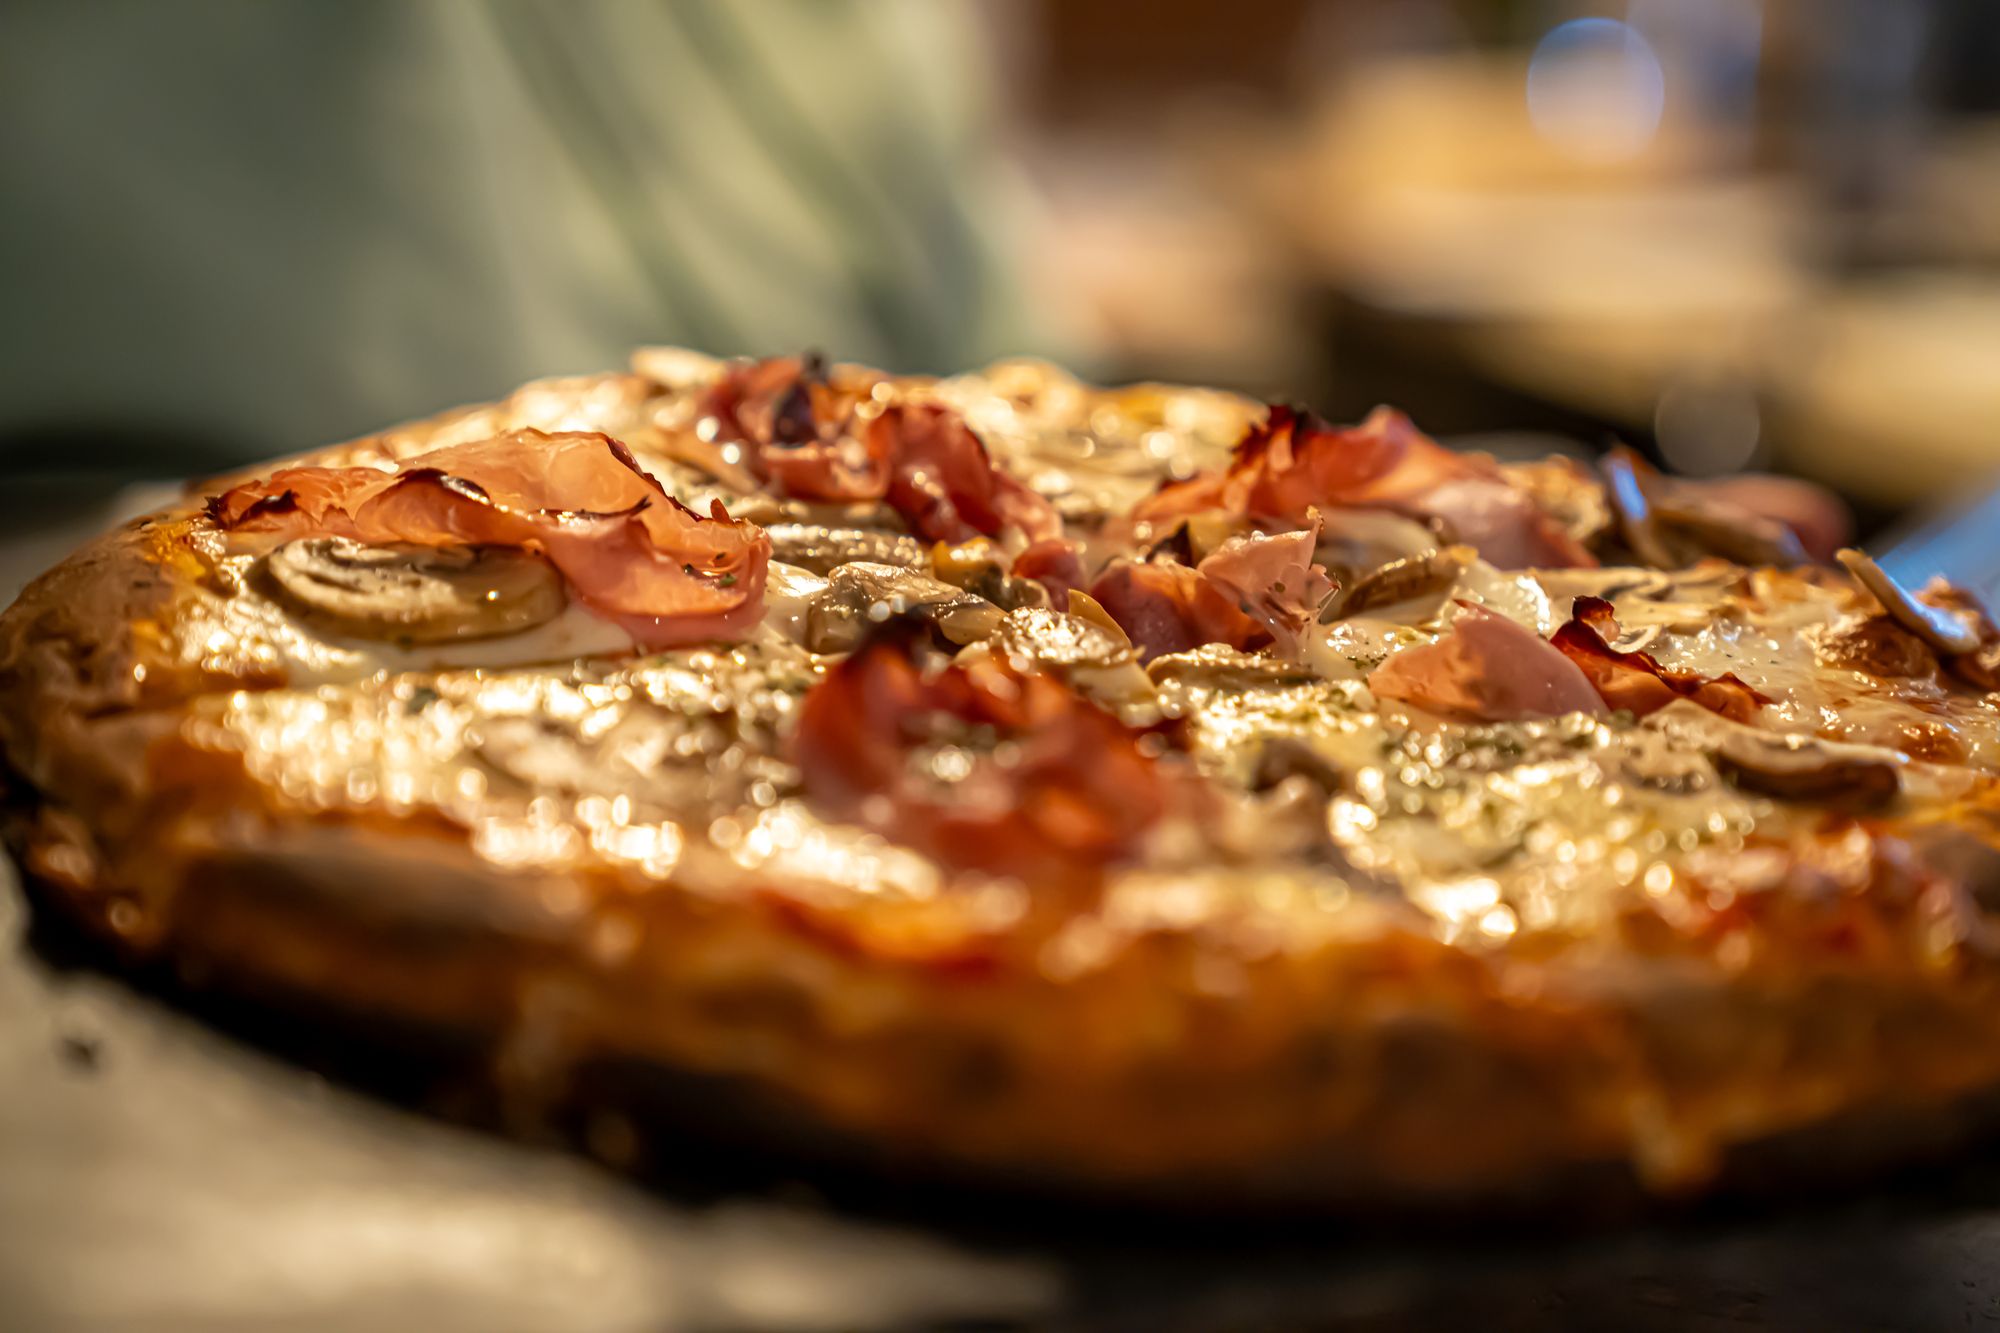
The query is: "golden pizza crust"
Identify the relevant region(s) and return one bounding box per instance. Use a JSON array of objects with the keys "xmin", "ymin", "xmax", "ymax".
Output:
[{"xmin": 8, "ymin": 350, "xmax": 2000, "ymax": 1207}]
